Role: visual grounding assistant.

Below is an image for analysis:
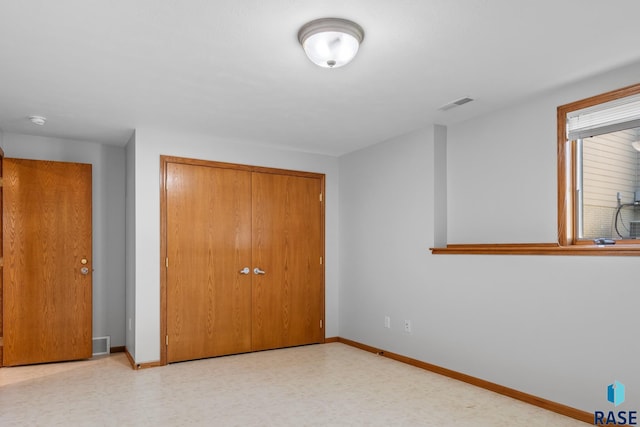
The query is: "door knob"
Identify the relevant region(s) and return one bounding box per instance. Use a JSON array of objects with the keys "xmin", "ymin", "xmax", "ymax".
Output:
[
  {"xmin": 253, "ymin": 268, "xmax": 266, "ymax": 275},
  {"xmin": 239, "ymin": 267, "xmax": 250, "ymax": 275},
  {"xmin": 80, "ymin": 267, "xmax": 90, "ymax": 275}
]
